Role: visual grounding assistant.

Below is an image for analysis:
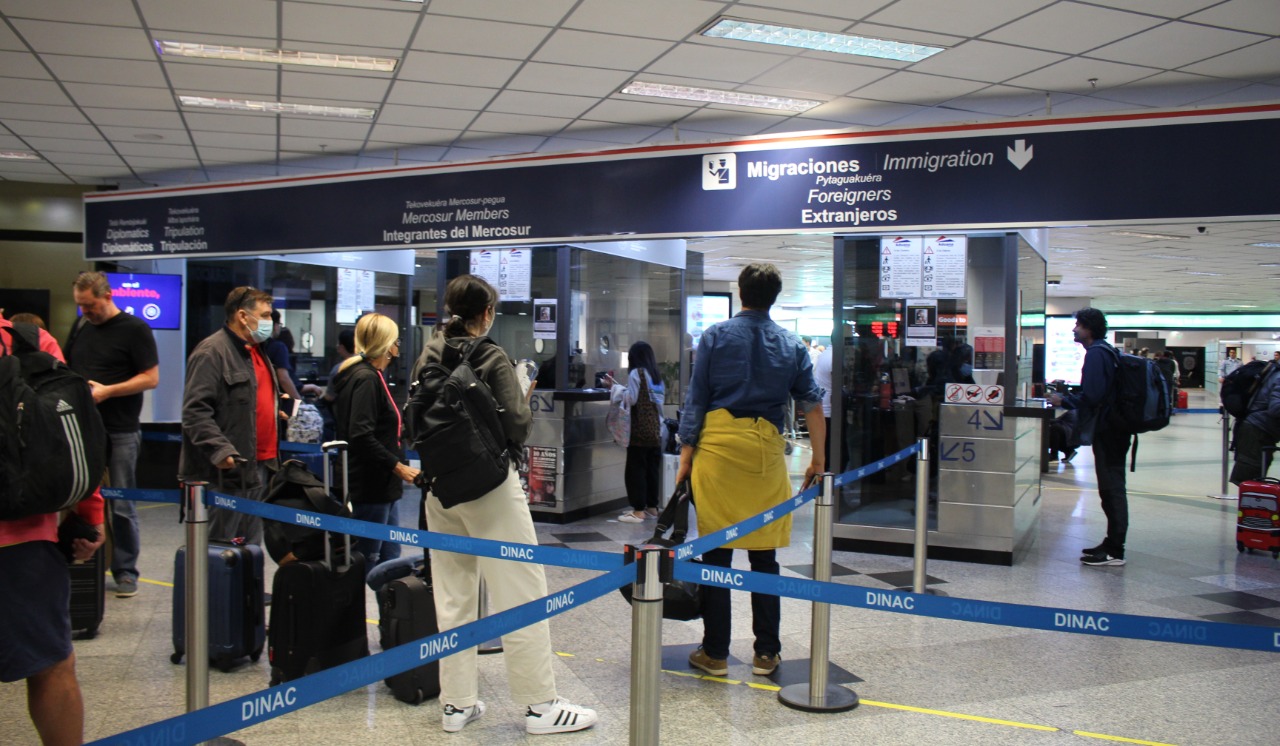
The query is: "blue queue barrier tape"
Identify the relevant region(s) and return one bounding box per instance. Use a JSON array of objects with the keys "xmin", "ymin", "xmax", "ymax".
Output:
[
  {"xmin": 100, "ymin": 487, "xmax": 183, "ymax": 504},
  {"xmin": 90, "ymin": 564, "xmax": 633, "ymax": 746},
  {"xmin": 205, "ymin": 489, "xmax": 623, "ymax": 572},
  {"xmin": 673, "ymin": 562, "xmax": 1280, "ymax": 654},
  {"xmin": 277, "ymin": 441, "xmax": 322, "ymax": 454},
  {"xmin": 676, "ymin": 442, "xmax": 923, "ymax": 560},
  {"xmin": 1182, "ymin": 408, "xmax": 1221, "ymax": 414}
]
